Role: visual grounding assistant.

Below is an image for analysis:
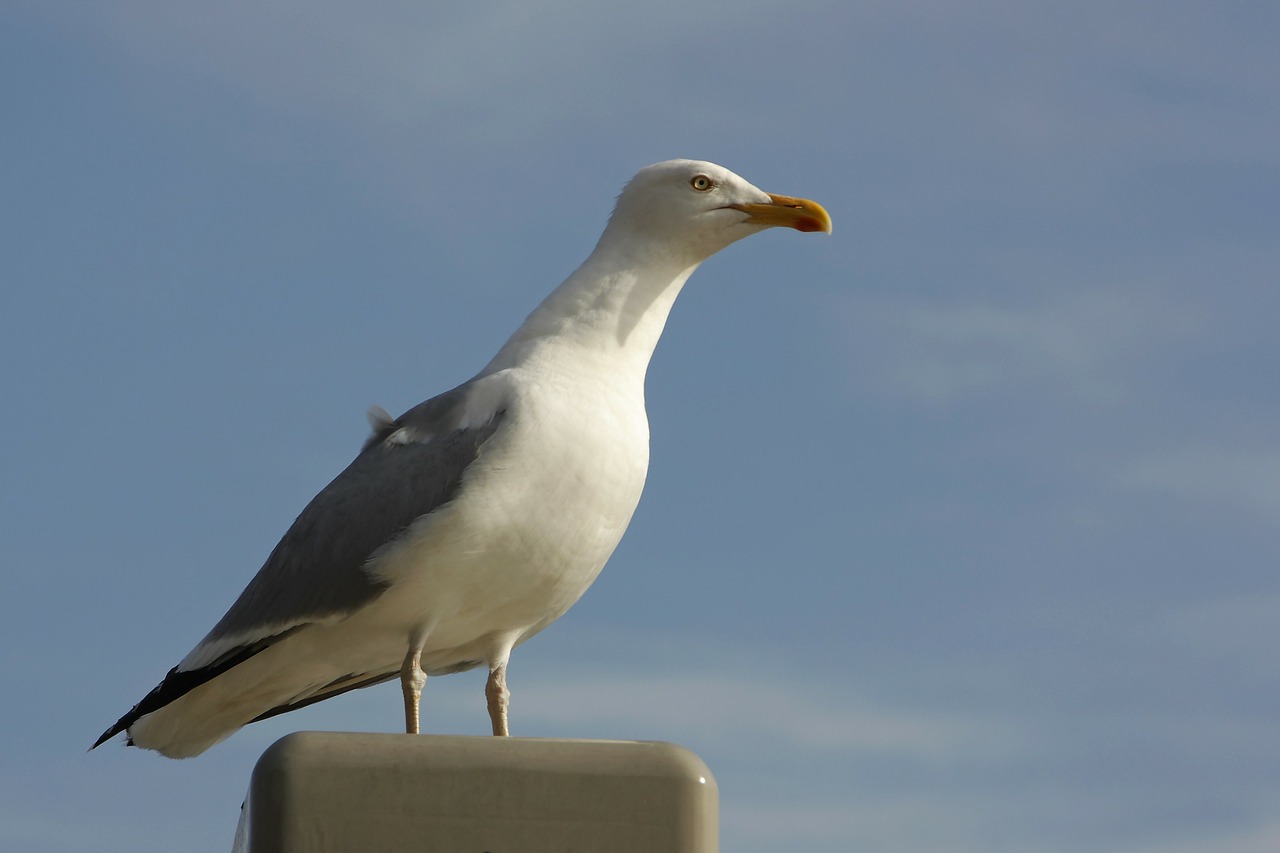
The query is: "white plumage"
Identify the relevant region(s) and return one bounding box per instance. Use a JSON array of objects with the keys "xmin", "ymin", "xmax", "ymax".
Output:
[{"xmin": 94, "ymin": 159, "xmax": 830, "ymax": 758}]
